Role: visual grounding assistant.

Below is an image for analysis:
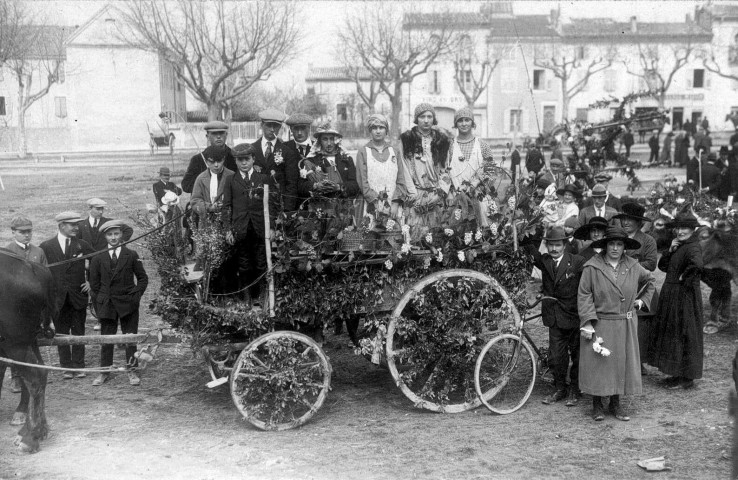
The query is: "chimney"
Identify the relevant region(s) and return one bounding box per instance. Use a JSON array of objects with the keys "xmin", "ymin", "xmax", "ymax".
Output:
[
  {"xmin": 550, "ymin": 8, "xmax": 559, "ymax": 29},
  {"xmin": 630, "ymin": 16, "xmax": 637, "ymax": 34}
]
